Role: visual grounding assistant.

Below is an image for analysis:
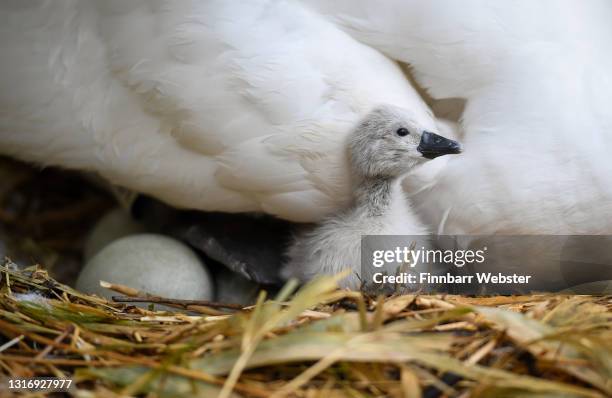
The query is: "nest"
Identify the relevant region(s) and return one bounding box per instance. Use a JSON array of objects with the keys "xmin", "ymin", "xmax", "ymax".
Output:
[{"xmin": 0, "ymin": 262, "xmax": 610, "ymax": 398}]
